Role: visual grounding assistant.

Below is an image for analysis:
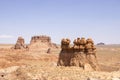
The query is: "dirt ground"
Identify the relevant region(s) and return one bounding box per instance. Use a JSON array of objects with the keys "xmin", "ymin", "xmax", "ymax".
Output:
[{"xmin": 0, "ymin": 44, "xmax": 120, "ymax": 80}]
